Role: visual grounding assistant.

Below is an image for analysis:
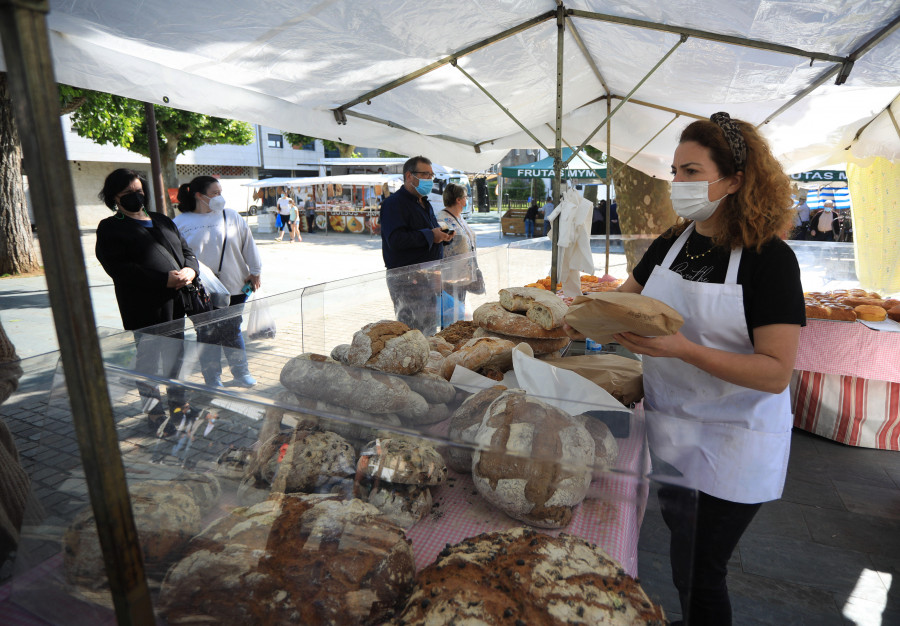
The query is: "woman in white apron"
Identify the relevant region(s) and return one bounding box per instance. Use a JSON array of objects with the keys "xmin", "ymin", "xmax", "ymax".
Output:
[{"xmin": 577, "ymin": 113, "xmax": 805, "ymax": 625}]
